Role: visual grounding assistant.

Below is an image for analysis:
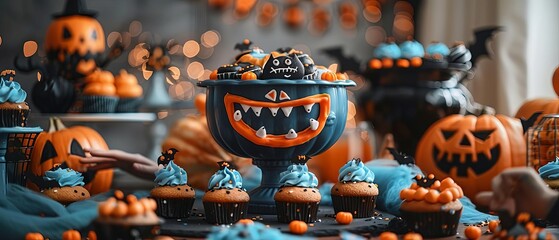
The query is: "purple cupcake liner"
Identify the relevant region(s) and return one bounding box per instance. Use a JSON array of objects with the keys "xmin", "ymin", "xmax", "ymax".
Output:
[
  {"xmin": 203, "ymin": 201, "xmax": 248, "ymax": 224},
  {"xmin": 154, "ymin": 197, "xmax": 195, "ymax": 219},
  {"xmin": 275, "ymin": 201, "xmax": 319, "ymax": 223},
  {"xmin": 116, "ymin": 97, "xmax": 143, "ymax": 113},
  {"xmin": 94, "ymin": 221, "xmax": 160, "ymax": 240},
  {"xmin": 332, "ymin": 195, "xmax": 377, "ymax": 218},
  {"xmin": 82, "ymin": 96, "xmax": 118, "ymax": 113},
  {"xmin": 0, "ymin": 108, "xmax": 29, "ymax": 127},
  {"xmin": 400, "ymin": 208, "xmax": 462, "ymax": 238}
]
